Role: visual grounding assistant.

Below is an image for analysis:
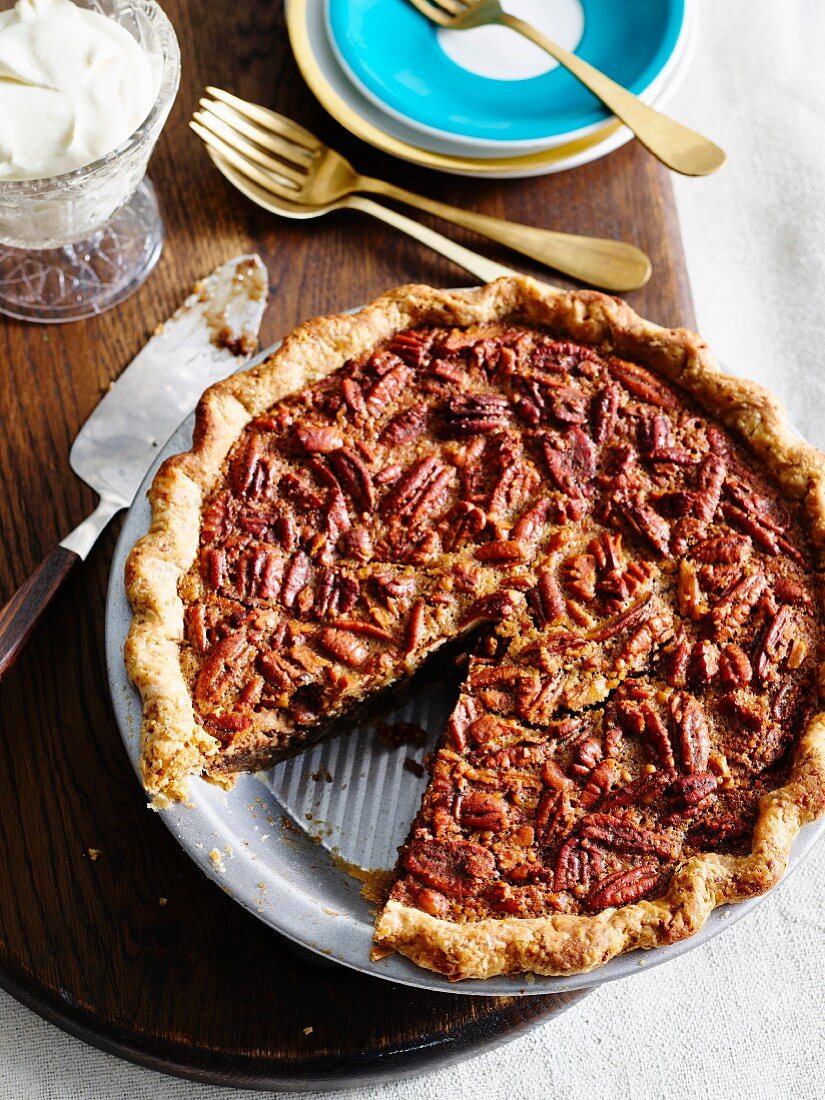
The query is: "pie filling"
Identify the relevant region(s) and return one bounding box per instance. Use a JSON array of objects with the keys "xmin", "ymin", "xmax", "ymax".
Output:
[{"xmin": 179, "ymin": 320, "xmax": 820, "ymax": 929}]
